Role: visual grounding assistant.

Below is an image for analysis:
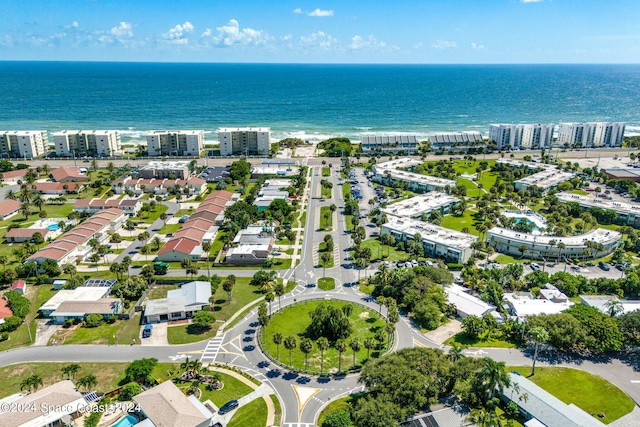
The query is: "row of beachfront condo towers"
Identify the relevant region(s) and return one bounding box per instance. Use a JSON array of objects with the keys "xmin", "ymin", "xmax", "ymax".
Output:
[
  {"xmin": 0, "ymin": 128, "xmax": 271, "ymax": 159},
  {"xmin": 0, "ymin": 122, "xmax": 626, "ymax": 159}
]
